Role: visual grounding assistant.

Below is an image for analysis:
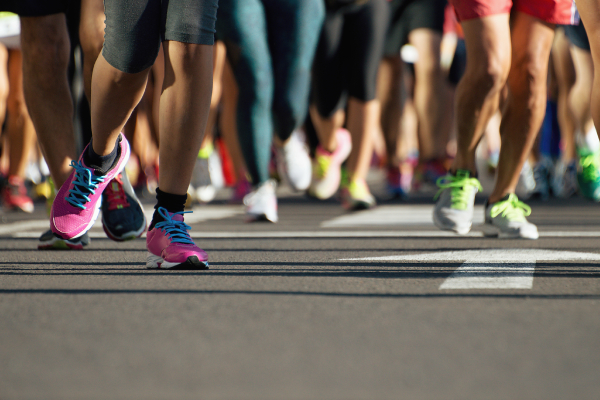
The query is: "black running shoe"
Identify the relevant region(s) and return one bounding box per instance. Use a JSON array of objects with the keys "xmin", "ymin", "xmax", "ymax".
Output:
[{"xmin": 101, "ymin": 171, "xmax": 147, "ymax": 241}]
